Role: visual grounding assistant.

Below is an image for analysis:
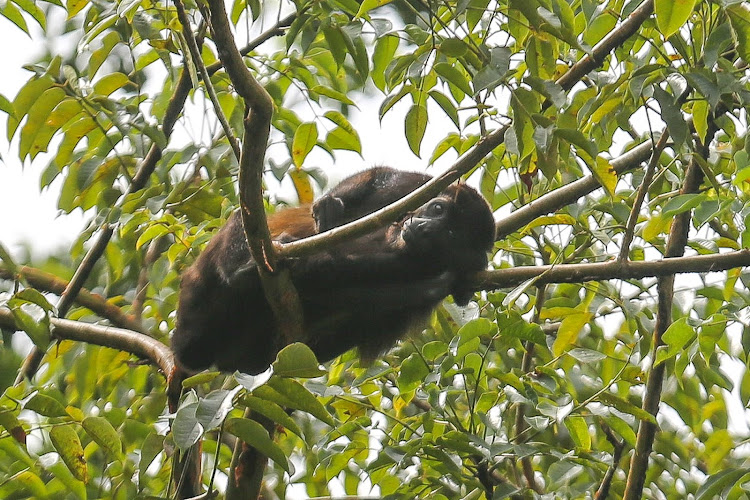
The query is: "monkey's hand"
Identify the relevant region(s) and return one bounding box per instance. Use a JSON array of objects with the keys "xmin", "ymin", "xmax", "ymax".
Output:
[{"xmin": 312, "ymin": 195, "xmax": 345, "ymax": 232}]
